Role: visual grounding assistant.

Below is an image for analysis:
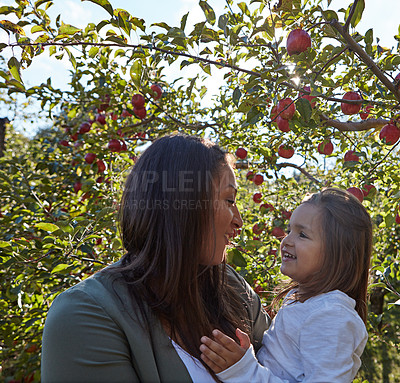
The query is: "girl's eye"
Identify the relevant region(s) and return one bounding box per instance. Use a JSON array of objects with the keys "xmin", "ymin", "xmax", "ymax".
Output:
[{"xmin": 227, "ymin": 199, "xmax": 235, "ymax": 206}]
